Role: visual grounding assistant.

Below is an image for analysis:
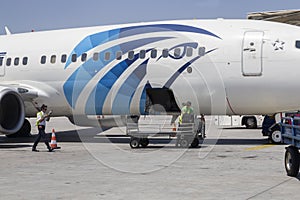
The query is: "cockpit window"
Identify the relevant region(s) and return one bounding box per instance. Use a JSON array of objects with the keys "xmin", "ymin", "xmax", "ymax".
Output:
[{"xmin": 296, "ymin": 41, "xmax": 300, "ymax": 49}]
